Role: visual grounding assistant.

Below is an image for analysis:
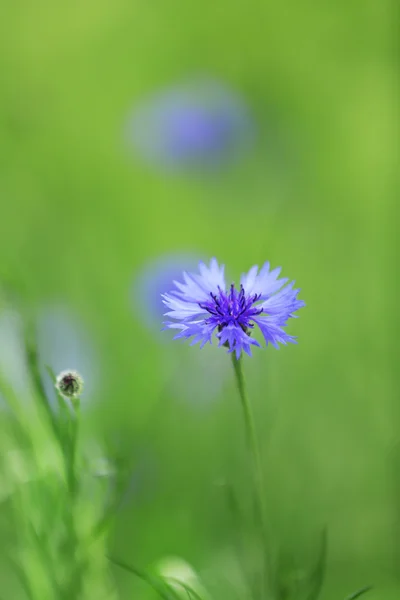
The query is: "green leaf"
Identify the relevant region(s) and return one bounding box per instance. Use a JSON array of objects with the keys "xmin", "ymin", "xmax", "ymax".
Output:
[
  {"xmin": 23, "ymin": 329, "xmax": 60, "ymax": 443},
  {"xmin": 107, "ymin": 555, "xmax": 181, "ymax": 600},
  {"xmin": 271, "ymin": 528, "xmax": 328, "ymax": 600},
  {"xmin": 304, "ymin": 528, "xmax": 328, "ymax": 600},
  {"xmin": 165, "ymin": 577, "xmax": 206, "ymax": 600},
  {"xmin": 345, "ymin": 585, "xmax": 373, "ymax": 600}
]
